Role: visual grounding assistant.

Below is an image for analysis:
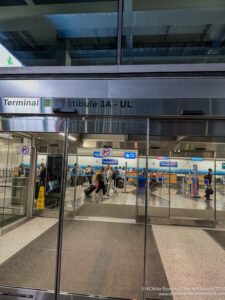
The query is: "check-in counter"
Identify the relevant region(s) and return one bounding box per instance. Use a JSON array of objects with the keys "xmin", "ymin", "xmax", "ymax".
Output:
[
  {"xmin": 163, "ymin": 173, "xmax": 177, "ymax": 184},
  {"xmin": 187, "ymin": 174, "xmax": 214, "ymax": 186}
]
